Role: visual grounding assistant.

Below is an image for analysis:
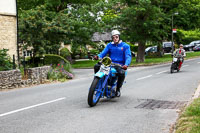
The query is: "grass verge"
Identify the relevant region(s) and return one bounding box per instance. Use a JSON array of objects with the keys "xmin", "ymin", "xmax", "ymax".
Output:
[
  {"xmin": 72, "ymin": 60, "xmax": 98, "ymax": 68},
  {"xmin": 175, "ymin": 97, "xmax": 200, "ymax": 133},
  {"xmin": 132, "ymin": 51, "xmax": 200, "ymax": 66},
  {"xmin": 72, "ymin": 51, "xmax": 200, "ymax": 69}
]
